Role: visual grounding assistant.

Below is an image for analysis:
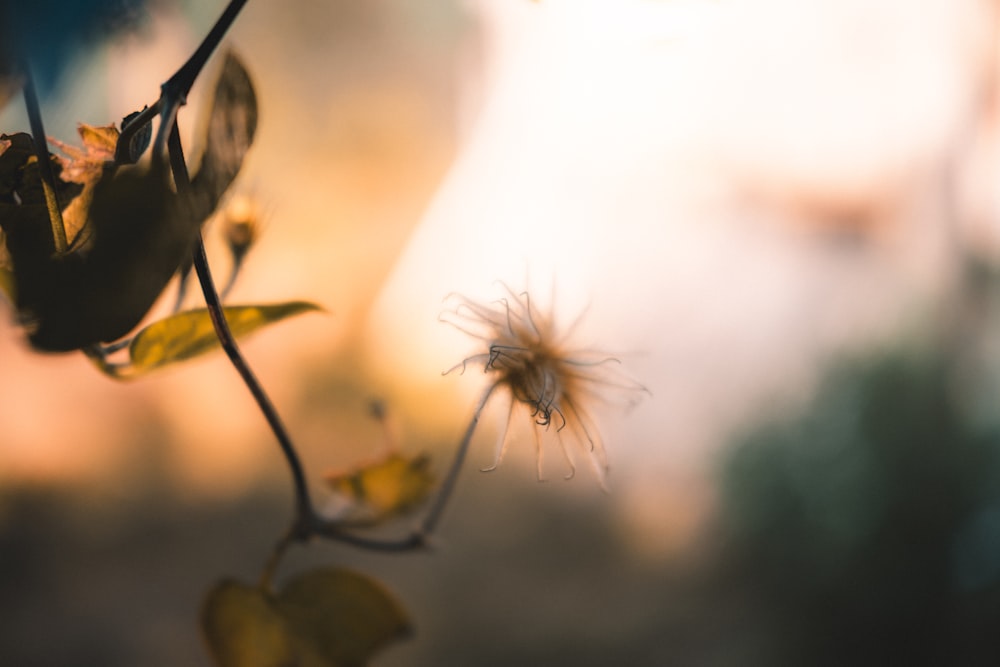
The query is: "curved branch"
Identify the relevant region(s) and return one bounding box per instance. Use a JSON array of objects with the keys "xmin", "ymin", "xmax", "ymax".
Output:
[
  {"xmin": 166, "ymin": 122, "xmax": 314, "ymax": 529},
  {"xmin": 21, "ymin": 62, "xmax": 66, "ymax": 252},
  {"xmin": 294, "ymin": 383, "xmax": 498, "ymax": 554}
]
